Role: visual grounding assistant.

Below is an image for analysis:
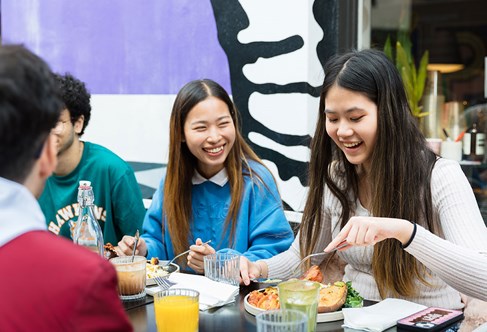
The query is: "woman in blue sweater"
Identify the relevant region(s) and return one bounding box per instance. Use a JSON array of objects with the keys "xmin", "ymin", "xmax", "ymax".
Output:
[{"xmin": 118, "ymin": 79, "xmax": 294, "ymax": 273}]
